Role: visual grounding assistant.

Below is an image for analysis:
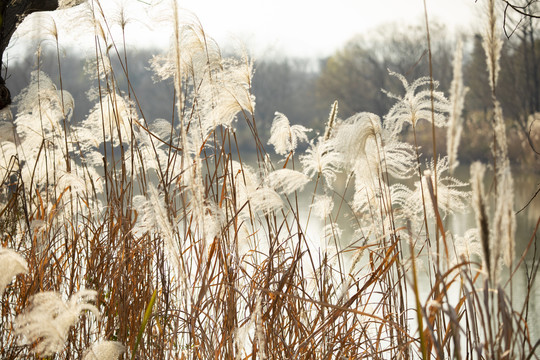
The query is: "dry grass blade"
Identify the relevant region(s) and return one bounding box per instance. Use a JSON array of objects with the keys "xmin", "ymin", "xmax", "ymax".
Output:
[{"xmin": 0, "ymin": 1, "xmax": 537, "ymax": 359}]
